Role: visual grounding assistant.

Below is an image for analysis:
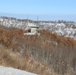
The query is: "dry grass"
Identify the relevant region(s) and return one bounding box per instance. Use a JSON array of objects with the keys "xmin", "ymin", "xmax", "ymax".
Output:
[
  {"xmin": 0, "ymin": 29, "xmax": 76, "ymax": 75},
  {"xmin": 0, "ymin": 44, "xmax": 54, "ymax": 75}
]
